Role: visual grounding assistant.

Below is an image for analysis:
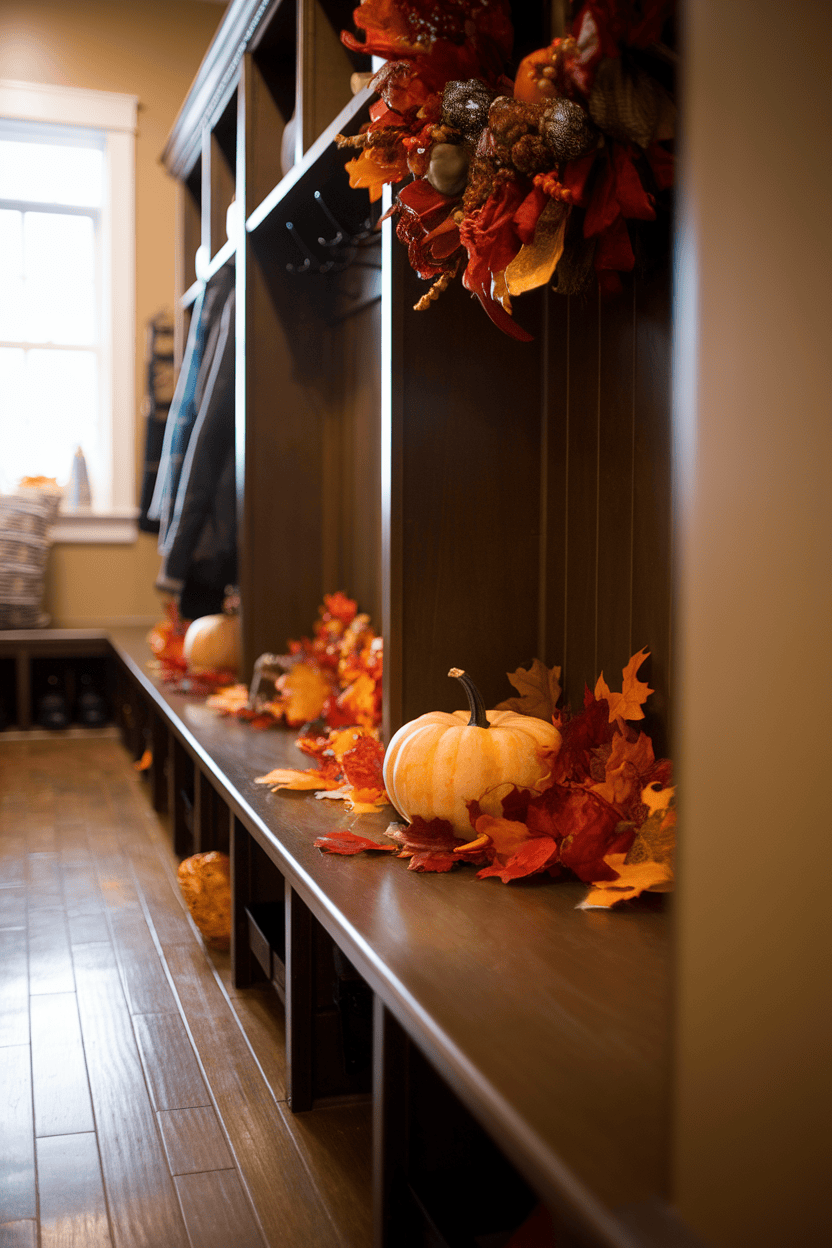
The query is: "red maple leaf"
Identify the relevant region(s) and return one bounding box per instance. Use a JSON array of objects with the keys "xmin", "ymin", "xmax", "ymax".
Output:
[
  {"xmin": 314, "ymin": 831, "xmax": 396, "ymax": 855},
  {"xmin": 388, "ymin": 816, "xmax": 468, "ymax": 872},
  {"xmin": 341, "ymin": 735, "xmax": 385, "ymax": 793},
  {"xmin": 476, "ymin": 836, "xmax": 559, "ymax": 883},
  {"xmin": 551, "ymin": 696, "xmax": 616, "ymax": 785},
  {"xmin": 406, "ymin": 850, "xmax": 460, "ymax": 872}
]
